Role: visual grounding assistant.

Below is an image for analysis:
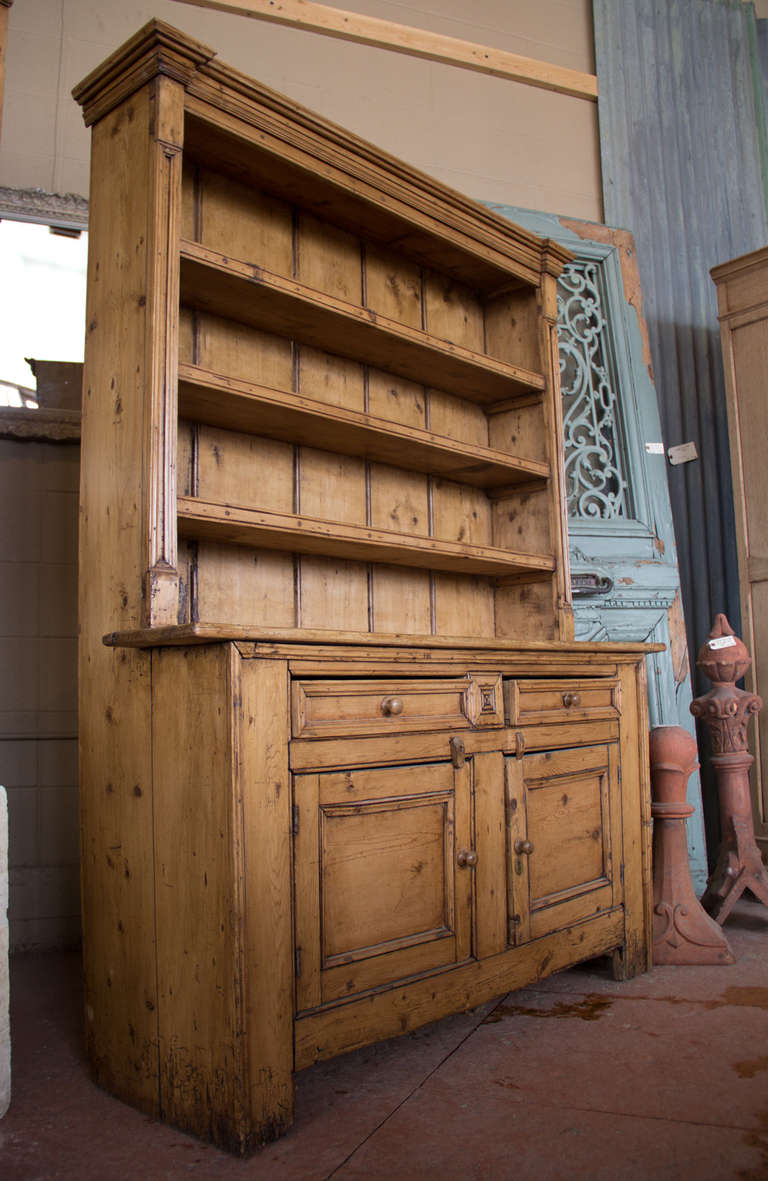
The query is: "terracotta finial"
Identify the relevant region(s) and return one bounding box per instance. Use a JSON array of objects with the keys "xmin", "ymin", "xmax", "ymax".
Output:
[
  {"xmin": 692, "ymin": 615, "xmax": 768, "ymax": 925},
  {"xmin": 695, "ymin": 614, "xmax": 751, "ymax": 686}
]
